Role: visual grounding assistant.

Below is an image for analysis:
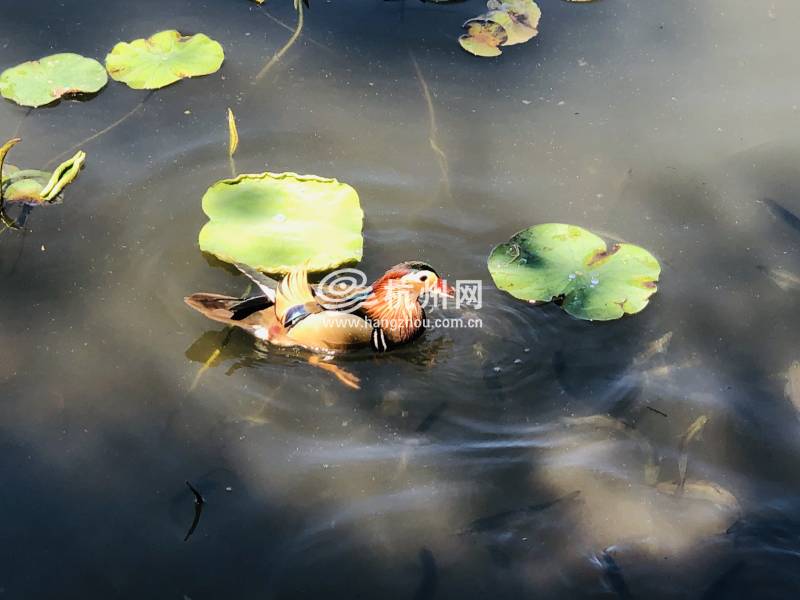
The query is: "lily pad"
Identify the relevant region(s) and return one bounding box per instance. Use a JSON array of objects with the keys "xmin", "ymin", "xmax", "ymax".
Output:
[
  {"xmin": 198, "ymin": 172, "xmax": 364, "ymax": 274},
  {"xmin": 105, "ymin": 30, "xmax": 224, "ymax": 90},
  {"xmin": 0, "ymin": 138, "xmax": 86, "ymax": 206},
  {"xmin": 0, "ymin": 53, "xmax": 108, "ymax": 108},
  {"xmin": 483, "ymin": 0, "xmax": 541, "ymax": 45},
  {"xmin": 487, "ymin": 224, "xmax": 661, "ymax": 321},
  {"xmin": 459, "ymin": 21, "xmax": 509, "ymax": 57}
]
